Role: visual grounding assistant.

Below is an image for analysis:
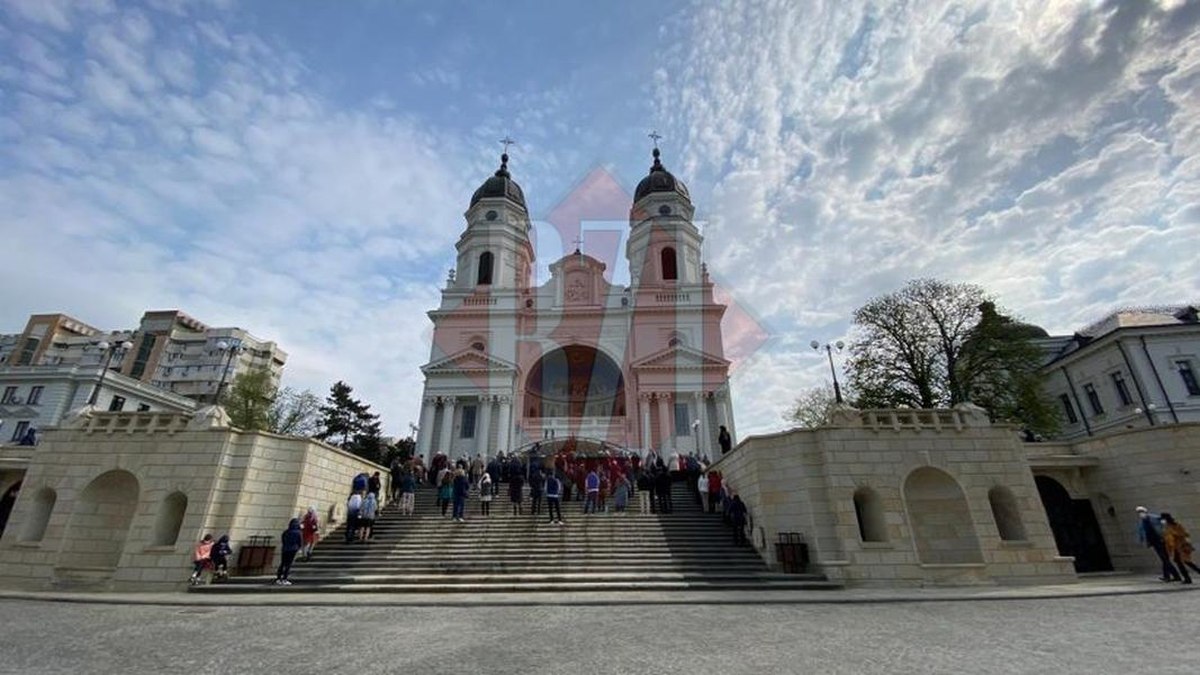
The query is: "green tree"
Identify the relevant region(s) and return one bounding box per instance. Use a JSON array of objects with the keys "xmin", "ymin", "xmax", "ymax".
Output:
[
  {"xmin": 267, "ymin": 387, "xmax": 322, "ymax": 437},
  {"xmin": 959, "ymin": 302, "xmax": 1061, "ymax": 436},
  {"xmin": 846, "ymin": 279, "xmax": 1058, "ymax": 433},
  {"xmin": 316, "ymin": 381, "xmax": 383, "ymax": 462},
  {"xmin": 784, "ymin": 384, "xmax": 841, "ymax": 428},
  {"xmin": 221, "ymin": 367, "xmax": 276, "ymax": 431}
]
